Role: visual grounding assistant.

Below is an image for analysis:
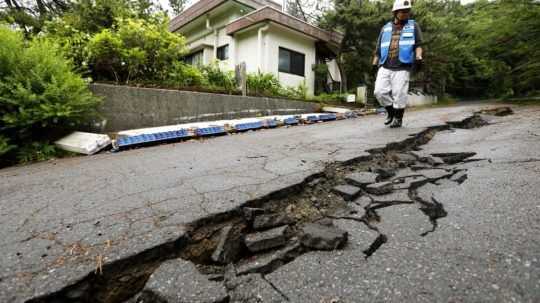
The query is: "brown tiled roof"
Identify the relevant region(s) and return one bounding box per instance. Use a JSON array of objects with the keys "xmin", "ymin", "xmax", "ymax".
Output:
[
  {"xmin": 169, "ymin": 0, "xmax": 281, "ymax": 32},
  {"xmin": 226, "ymin": 6, "xmax": 343, "ymax": 46}
]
